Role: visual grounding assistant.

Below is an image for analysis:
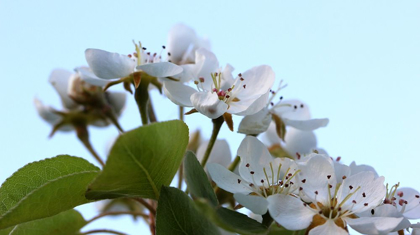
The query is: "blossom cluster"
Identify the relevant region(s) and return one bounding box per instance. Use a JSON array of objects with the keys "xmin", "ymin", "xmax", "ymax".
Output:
[{"xmin": 32, "ymin": 23, "xmax": 420, "ymax": 235}]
